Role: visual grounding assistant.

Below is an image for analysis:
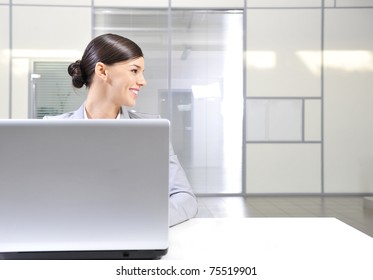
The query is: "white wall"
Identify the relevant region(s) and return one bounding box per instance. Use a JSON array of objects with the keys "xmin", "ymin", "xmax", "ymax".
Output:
[
  {"xmin": 245, "ymin": 2, "xmax": 323, "ymax": 194},
  {"xmin": 245, "ymin": 0, "xmax": 373, "ymax": 194},
  {"xmin": 94, "ymin": 0, "xmax": 168, "ymax": 7},
  {"xmin": 0, "ymin": 5, "xmax": 9, "ymax": 118},
  {"xmin": 324, "ymin": 8, "xmax": 373, "ymax": 193},
  {"xmin": 10, "ymin": 4, "xmax": 91, "ymax": 118}
]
